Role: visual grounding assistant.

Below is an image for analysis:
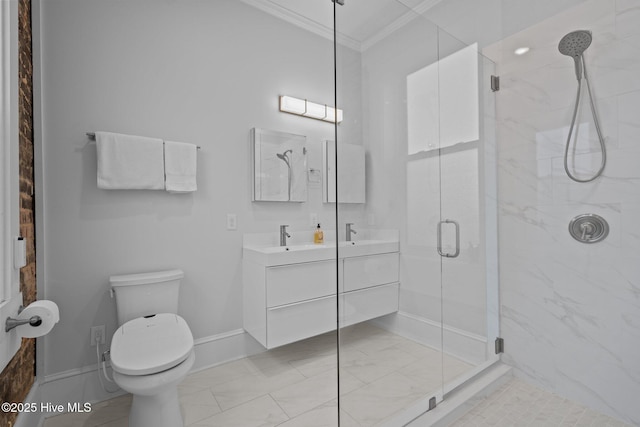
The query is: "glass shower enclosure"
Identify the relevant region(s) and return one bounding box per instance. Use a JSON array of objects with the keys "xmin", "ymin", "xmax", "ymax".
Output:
[{"xmin": 331, "ymin": 1, "xmax": 500, "ymax": 424}]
